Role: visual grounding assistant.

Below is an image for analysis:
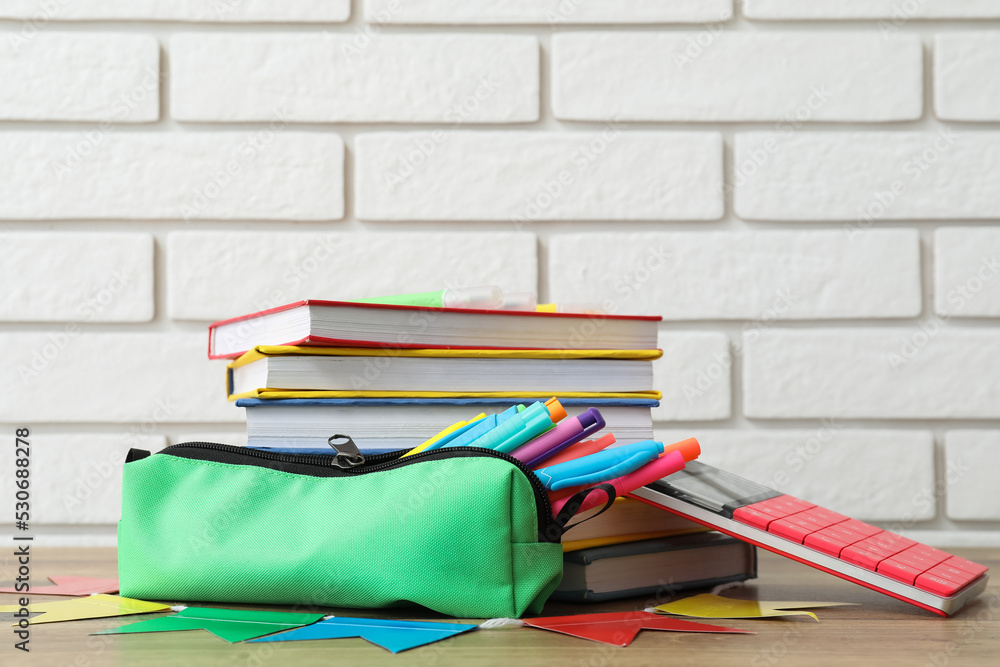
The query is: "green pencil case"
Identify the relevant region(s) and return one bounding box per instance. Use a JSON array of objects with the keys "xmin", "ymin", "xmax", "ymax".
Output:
[{"xmin": 118, "ymin": 441, "xmax": 600, "ymax": 618}]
